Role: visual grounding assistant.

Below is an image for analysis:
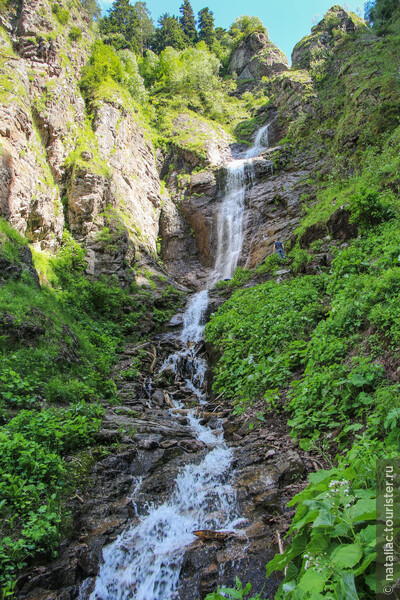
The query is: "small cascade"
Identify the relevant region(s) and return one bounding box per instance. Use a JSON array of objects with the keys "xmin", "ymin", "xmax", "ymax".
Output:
[
  {"xmin": 86, "ymin": 123, "xmax": 272, "ymax": 600},
  {"xmin": 244, "ymin": 123, "xmax": 270, "ymax": 159}
]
